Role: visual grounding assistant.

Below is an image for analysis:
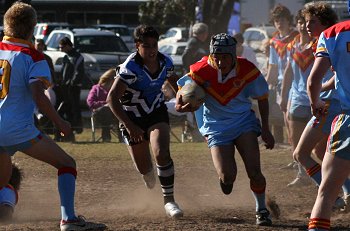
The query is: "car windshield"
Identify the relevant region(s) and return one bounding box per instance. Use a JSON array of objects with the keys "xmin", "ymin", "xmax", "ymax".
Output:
[{"xmin": 74, "ymin": 35, "xmax": 129, "ymax": 53}]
